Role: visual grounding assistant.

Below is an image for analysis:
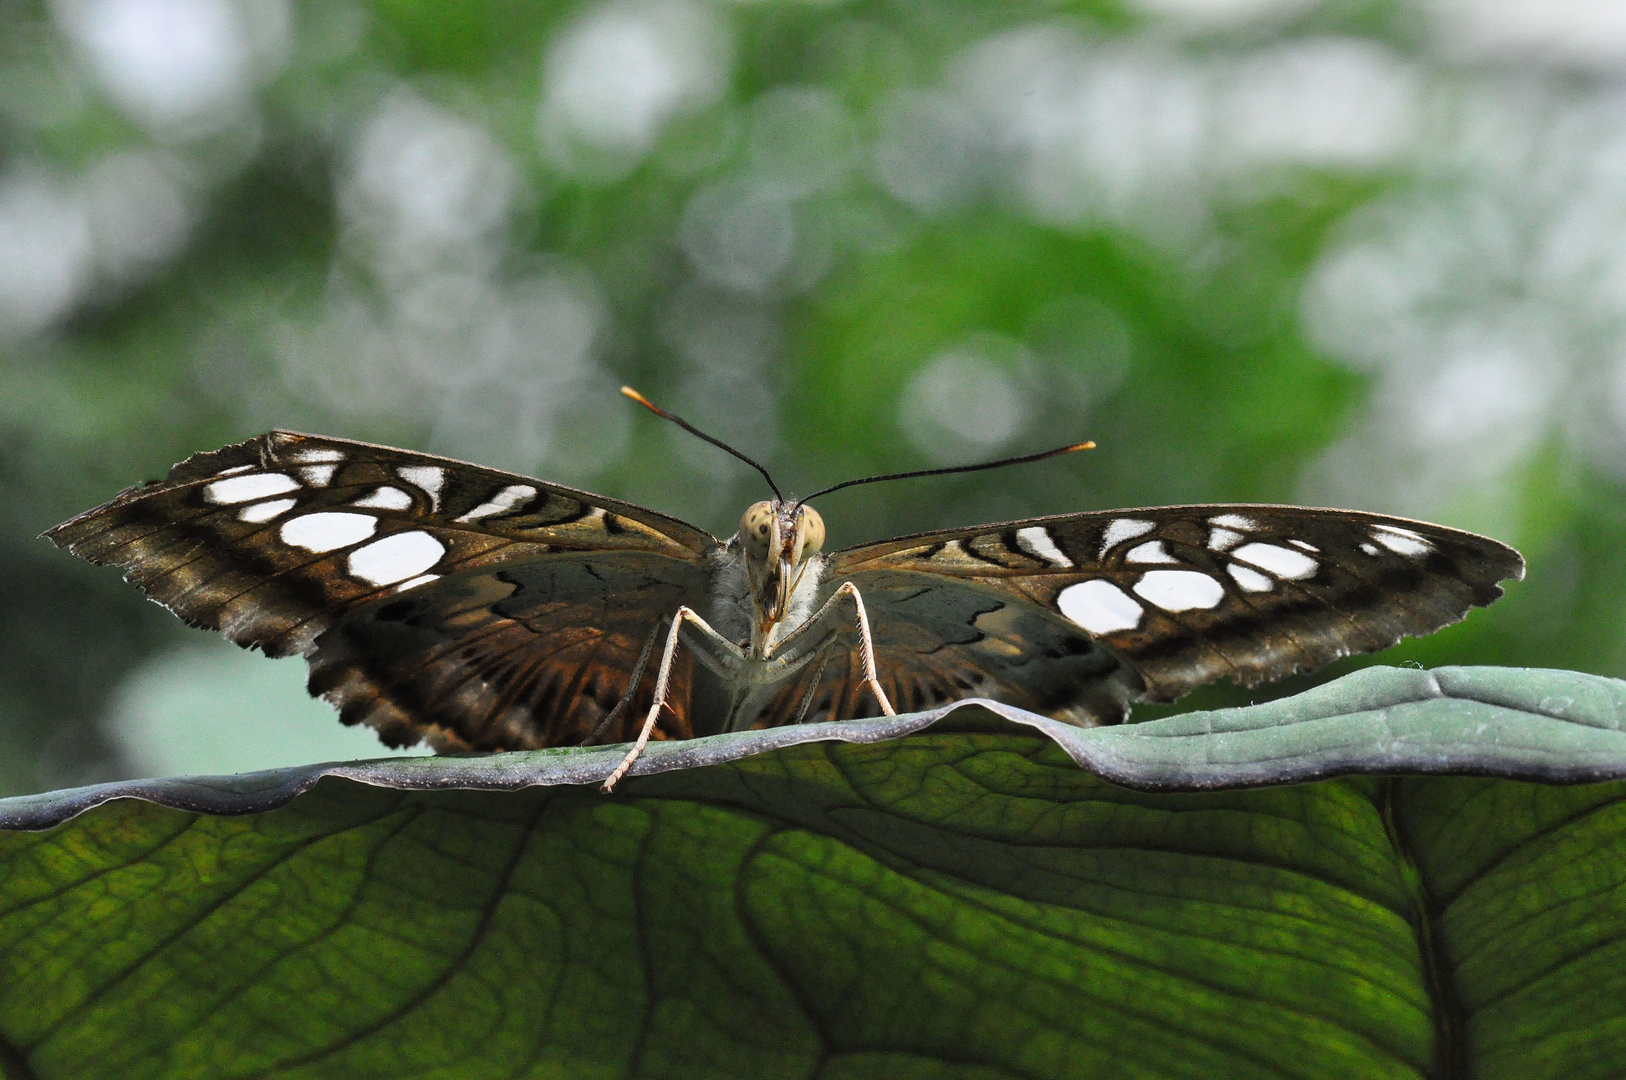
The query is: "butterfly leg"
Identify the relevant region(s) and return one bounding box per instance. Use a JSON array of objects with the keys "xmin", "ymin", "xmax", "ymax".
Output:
[
  {"xmin": 791, "ymin": 652, "xmax": 832, "ymax": 725},
  {"xmin": 601, "ymin": 606, "xmax": 742, "ymax": 793},
  {"xmin": 830, "ymin": 581, "xmax": 896, "ymax": 717},
  {"xmin": 772, "ymin": 581, "xmax": 896, "ymax": 718},
  {"xmin": 581, "ymin": 622, "xmax": 662, "ymax": 748}
]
